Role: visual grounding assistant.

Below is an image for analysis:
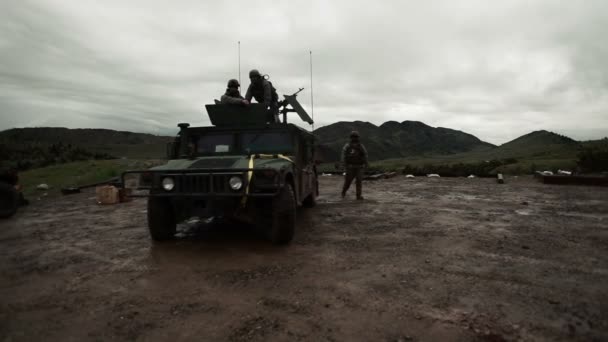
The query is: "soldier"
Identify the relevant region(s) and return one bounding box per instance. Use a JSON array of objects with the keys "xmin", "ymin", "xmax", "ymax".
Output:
[
  {"xmin": 220, "ymin": 79, "xmax": 249, "ymax": 105},
  {"xmin": 341, "ymin": 131, "xmax": 369, "ymax": 200},
  {"xmin": 245, "ymin": 69, "xmax": 279, "ymax": 122}
]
